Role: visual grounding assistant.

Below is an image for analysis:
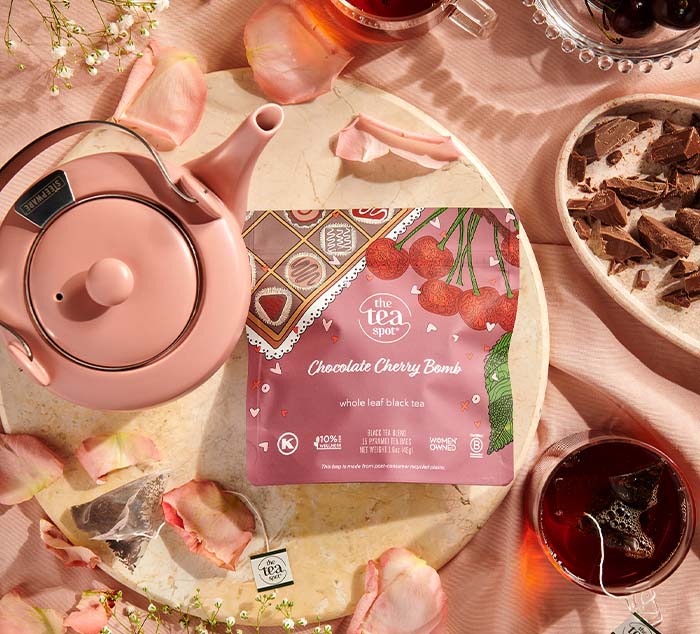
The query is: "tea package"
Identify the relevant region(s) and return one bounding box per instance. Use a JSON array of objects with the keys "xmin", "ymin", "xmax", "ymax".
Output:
[{"xmin": 244, "ymin": 207, "xmax": 520, "ymax": 485}]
